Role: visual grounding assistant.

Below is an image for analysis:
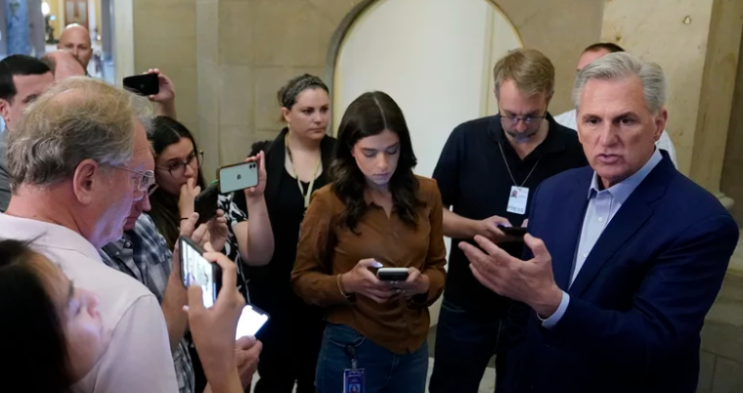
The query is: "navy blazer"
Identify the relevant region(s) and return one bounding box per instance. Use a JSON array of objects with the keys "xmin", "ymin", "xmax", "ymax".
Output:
[{"xmin": 512, "ymin": 153, "xmax": 739, "ymax": 393}]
